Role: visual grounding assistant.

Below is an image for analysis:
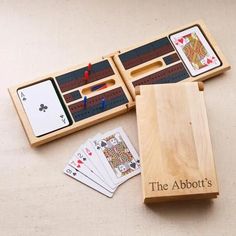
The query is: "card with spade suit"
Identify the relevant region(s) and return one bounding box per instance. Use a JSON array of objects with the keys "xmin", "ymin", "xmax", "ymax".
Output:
[
  {"xmin": 64, "ymin": 127, "xmax": 140, "ymax": 197},
  {"xmin": 91, "ymin": 127, "xmax": 140, "ymax": 185},
  {"xmin": 64, "ymin": 165, "xmax": 113, "ymax": 198},
  {"xmin": 82, "ymin": 139, "xmax": 118, "ymax": 190},
  {"xmin": 69, "ymin": 148, "xmax": 116, "ymax": 193}
]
